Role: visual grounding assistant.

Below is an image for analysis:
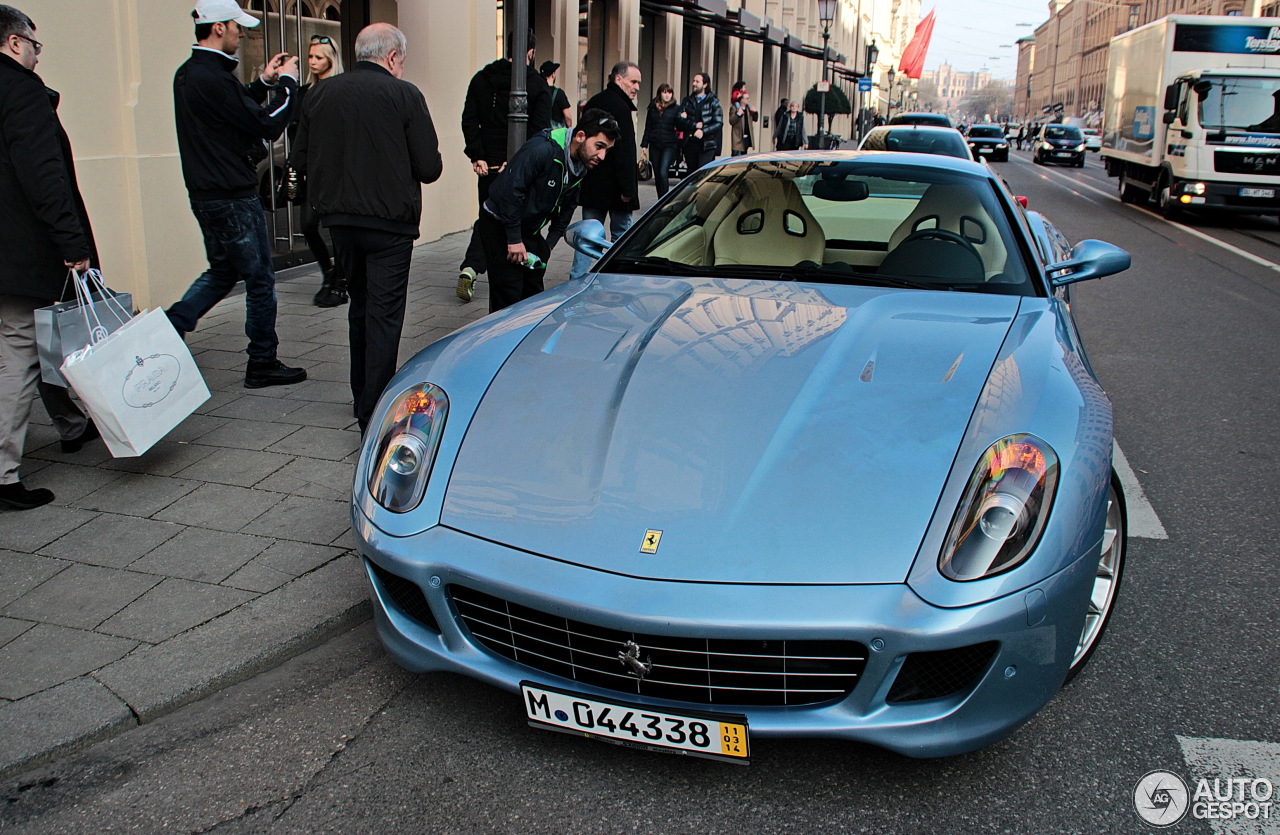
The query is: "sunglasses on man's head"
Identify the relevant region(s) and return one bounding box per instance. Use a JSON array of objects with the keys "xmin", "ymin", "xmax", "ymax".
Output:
[{"xmin": 310, "ymin": 35, "xmax": 332, "ymax": 44}]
